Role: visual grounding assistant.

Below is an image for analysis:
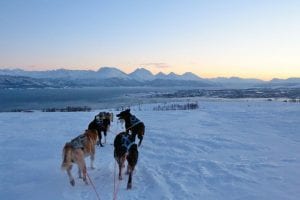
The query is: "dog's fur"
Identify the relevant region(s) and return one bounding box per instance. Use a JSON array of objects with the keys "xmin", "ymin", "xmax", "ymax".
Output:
[
  {"xmin": 61, "ymin": 129, "xmax": 98, "ymax": 186},
  {"xmin": 114, "ymin": 132, "xmax": 138, "ymax": 189},
  {"xmin": 88, "ymin": 112, "xmax": 113, "ymax": 146},
  {"xmin": 116, "ymin": 109, "xmax": 145, "ymax": 147}
]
